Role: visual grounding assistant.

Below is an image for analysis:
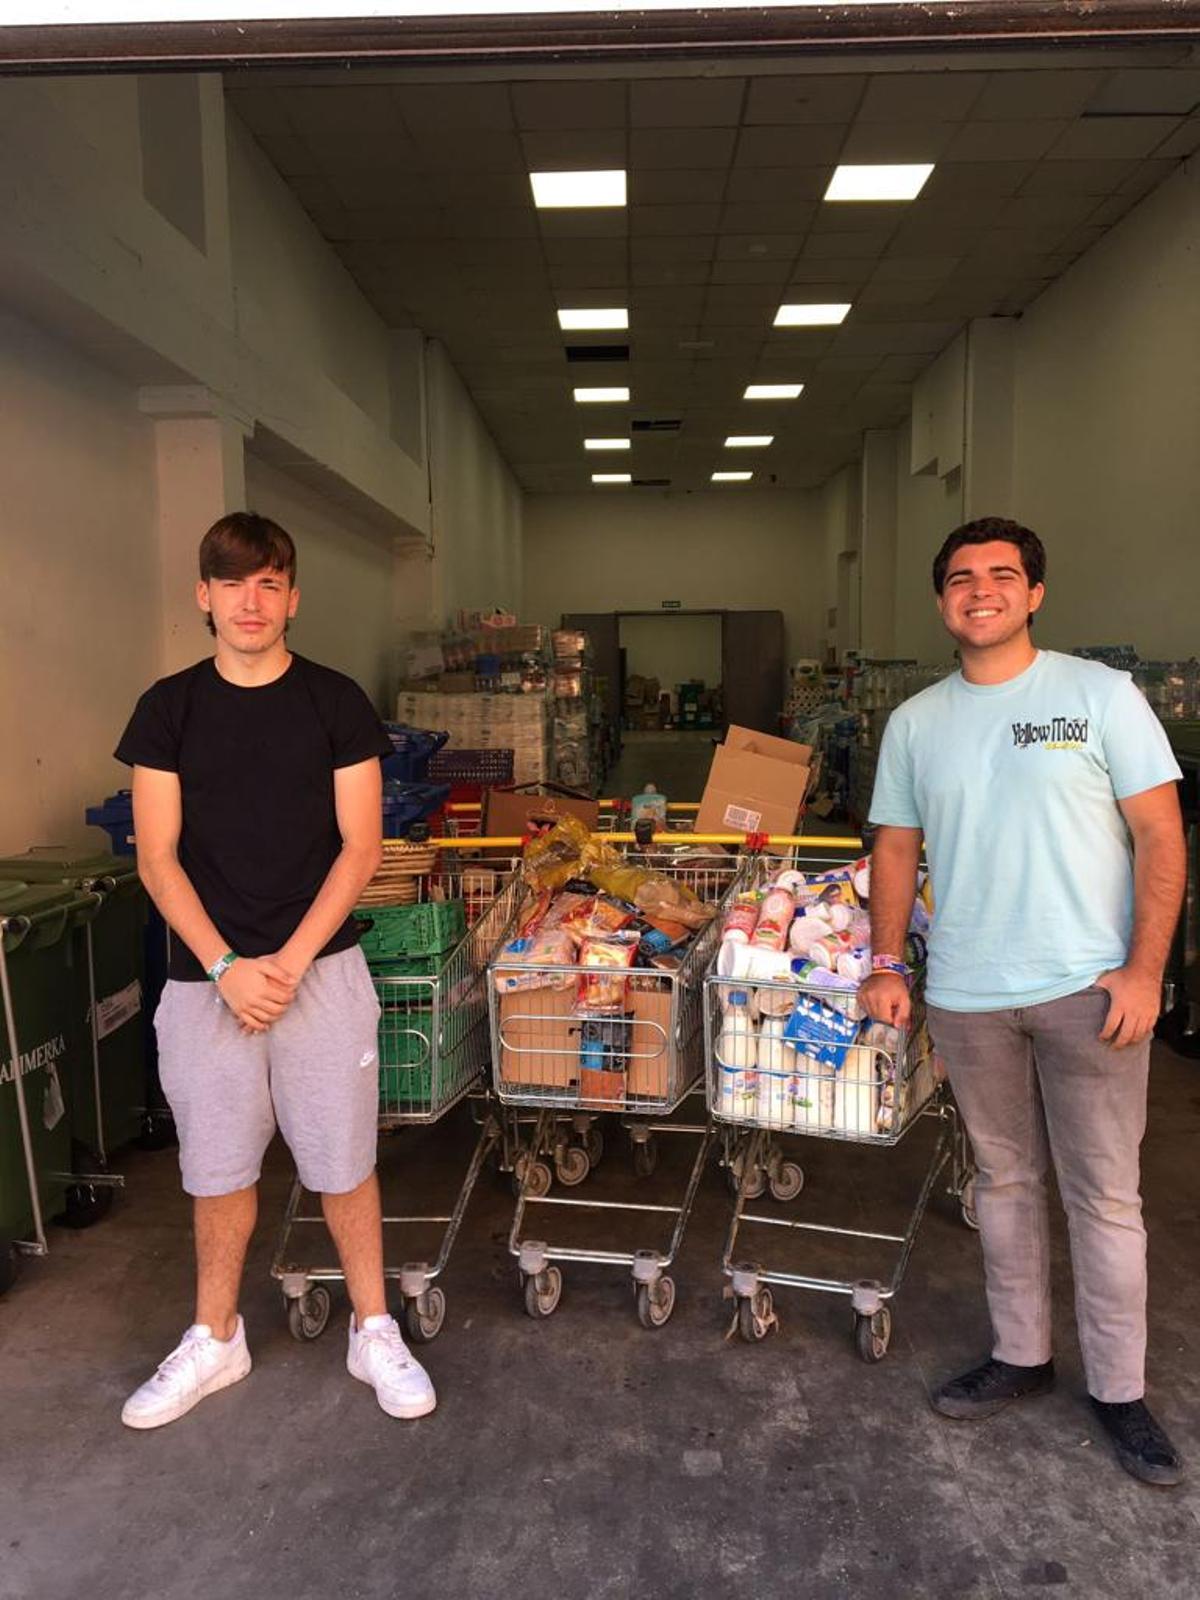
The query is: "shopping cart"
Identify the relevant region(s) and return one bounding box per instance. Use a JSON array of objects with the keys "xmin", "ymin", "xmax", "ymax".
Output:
[
  {"xmin": 487, "ymin": 834, "xmax": 743, "ymax": 1328},
  {"xmin": 704, "ymin": 845, "xmax": 975, "ymax": 1360},
  {"xmin": 270, "ymin": 841, "xmax": 523, "ymax": 1344}
]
